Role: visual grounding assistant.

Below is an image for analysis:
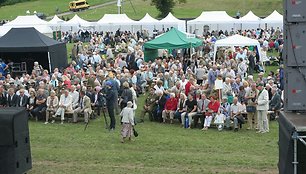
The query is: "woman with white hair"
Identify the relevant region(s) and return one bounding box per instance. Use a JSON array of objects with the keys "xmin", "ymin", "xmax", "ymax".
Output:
[
  {"xmin": 120, "ymin": 101, "xmax": 135, "ymax": 143},
  {"xmin": 45, "ymin": 90, "xmax": 59, "ymax": 124}
]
